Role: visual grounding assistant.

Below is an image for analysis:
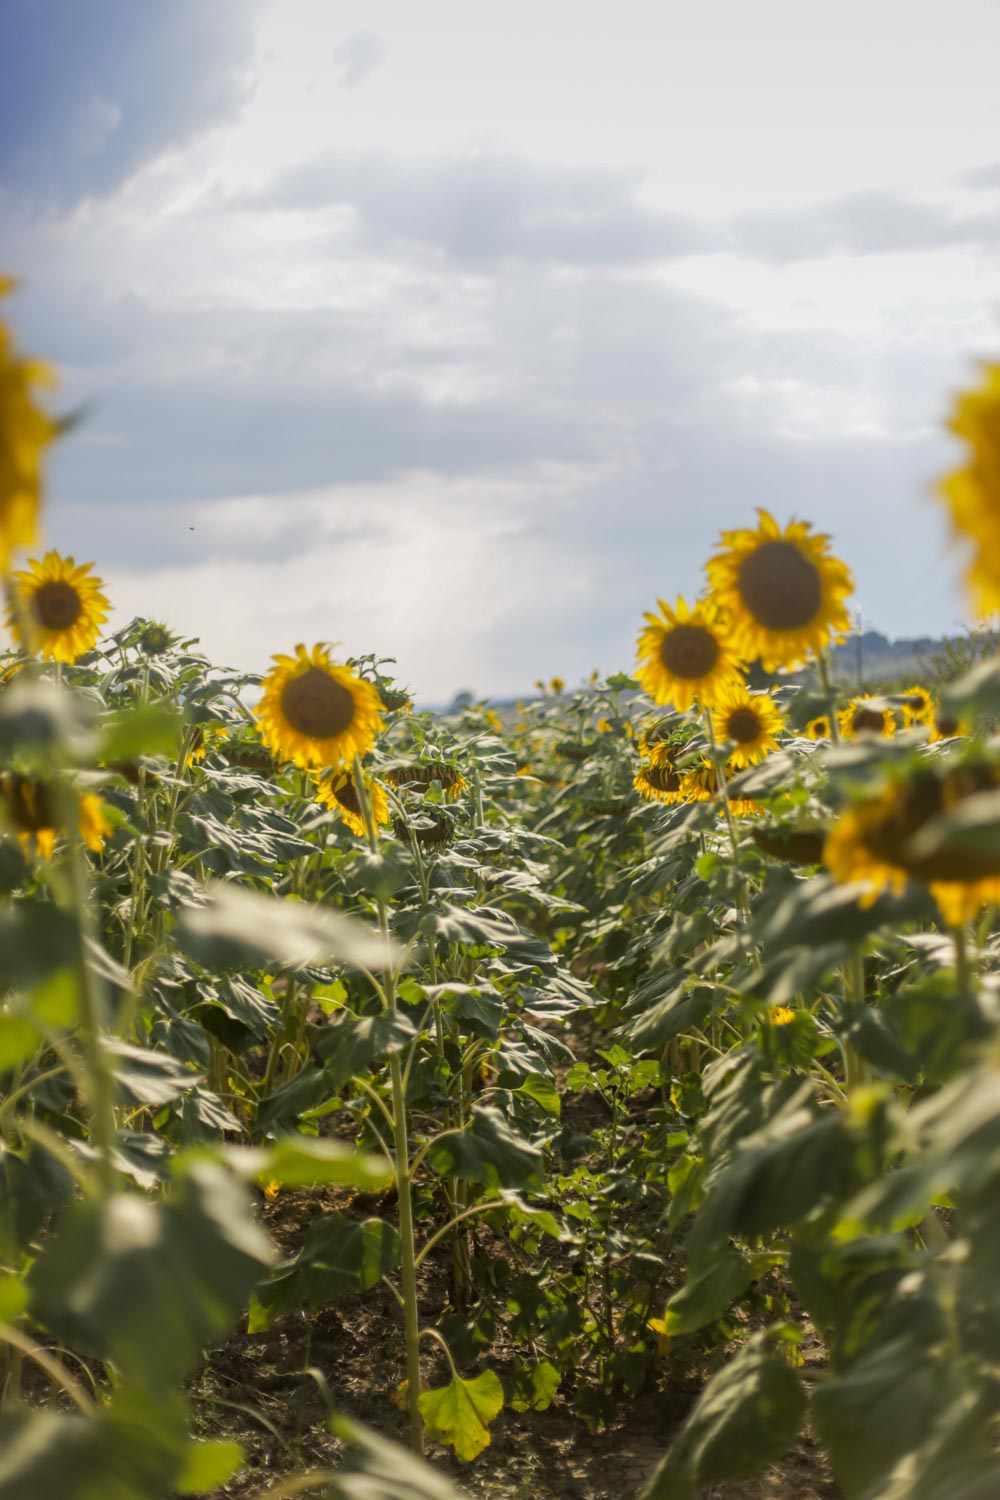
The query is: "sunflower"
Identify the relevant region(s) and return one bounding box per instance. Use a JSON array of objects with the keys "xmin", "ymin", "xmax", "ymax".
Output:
[
  {"xmin": 930, "ymin": 710, "xmax": 967, "ymax": 743},
  {"xmin": 768, "ymin": 1006, "xmax": 796, "ymax": 1026},
  {"xmin": 837, "ymin": 695, "xmax": 897, "ymax": 741},
  {"xmin": 0, "ymin": 283, "xmax": 54, "ymax": 572},
  {"xmin": 385, "ymin": 762, "xmax": 468, "ymax": 800},
  {"xmin": 805, "ymin": 714, "xmax": 832, "ymax": 741},
  {"xmin": 7, "ymin": 551, "xmax": 109, "ymax": 663},
  {"xmin": 635, "ymin": 595, "xmax": 744, "ymax": 713},
  {"xmin": 937, "ymin": 362, "xmax": 1000, "ymax": 614},
  {"xmin": 638, "ymin": 718, "xmax": 678, "ymax": 758},
  {"xmin": 711, "ymin": 686, "xmax": 785, "ymax": 769},
  {"xmin": 0, "ymin": 773, "xmax": 110, "ymax": 859},
  {"xmin": 680, "ymin": 758, "xmax": 760, "ymax": 817},
  {"xmin": 706, "ymin": 509, "xmax": 853, "ymax": 670},
  {"xmin": 140, "ymin": 622, "xmax": 172, "ymax": 656},
  {"xmin": 316, "ymin": 767, "xmax": 390, "ymax": 839},
  {"xmin": 182, "ymin": 721, "xmax": 229, "ymax": 768},
  {"xmin": 256, "ymin": 644, "xmax": 383, "ymax": 770},
  {"xmin": 897, "ymin": 685, "xmax": 935, "ymax": 728},
  {"xmin": 824, "ymin": 767, "xmax": 1000, "ymax": 924},
  {"xmin": 634, "ymin": 748, "xmax": 685, "ymax": 804}
]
